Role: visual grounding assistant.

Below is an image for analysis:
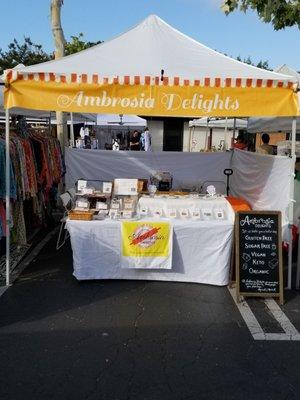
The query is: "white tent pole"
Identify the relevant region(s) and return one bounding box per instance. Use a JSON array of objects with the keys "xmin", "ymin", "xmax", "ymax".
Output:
[
  {"xmin": 224, "ymin": 117, "xmax": 228, "ymax": 150},
  {"xmin": 205, "ymin": 118, "xmax": 209, "ymax": 150},
  {"xmin": 209, "ymin": 127, "xmax": 213, "ymax": 150},
  {"xmin": 5, "ymin": 108, "xmax": 10, "ymax": 286},
  {"xmin": 49, "ymin": 112, "xmax": 52, "ymax": 135},
  {"xmin": 291, "ymin": 117, "xmax": 296, "ymax": 158},
  {"xmin": 232, "ymin": 117, "xmax": 236, "ymax": 149},
  {"xmin": 193, "ymin": 126, "xmax": 195, "ymax": 151},
  {"xmin": 70, "ymin": 112, "xmax": 75, "ymax": 147},
  {"xmin": 287, "ymin": 117, "xmax": 297, "ymax": 289},
  {"xmin": 297, "ymin": 225, "xmax": 300, "ymax": 289},
  {"xmin": 188, "ymin": 125, "xmax": 195, "ymax": 152},
  {"xmin": 188, "ymin": 126, "xmax": 192, "ymax": 152}
]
